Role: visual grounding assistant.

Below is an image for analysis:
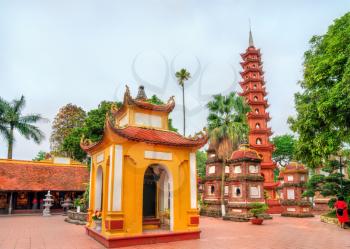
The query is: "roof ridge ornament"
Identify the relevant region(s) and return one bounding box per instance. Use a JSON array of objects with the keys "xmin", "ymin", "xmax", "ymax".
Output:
[{"xmin": 135, "ymin": 85, "xmax": 147, "ymax": 101}]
